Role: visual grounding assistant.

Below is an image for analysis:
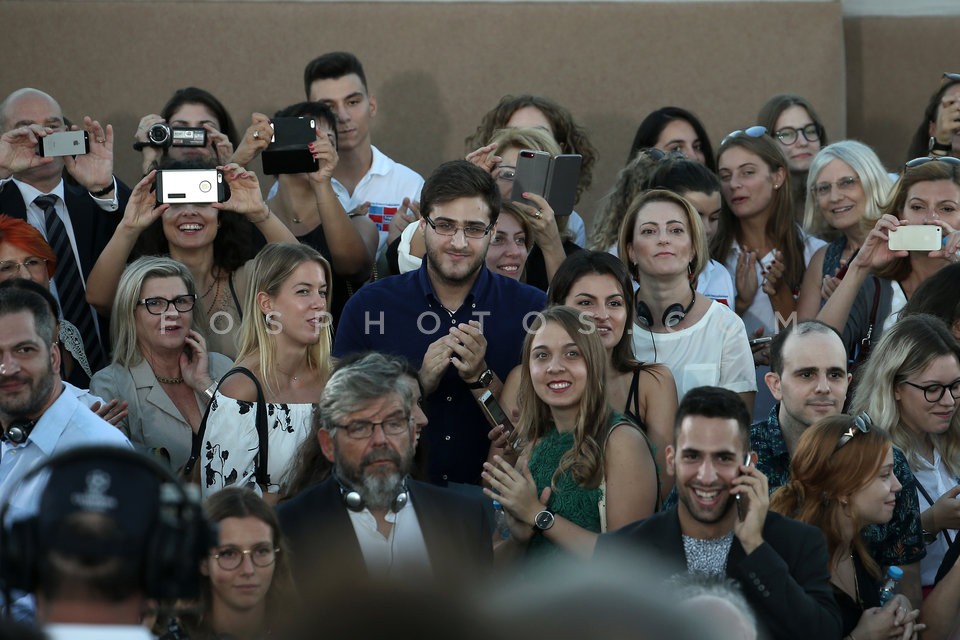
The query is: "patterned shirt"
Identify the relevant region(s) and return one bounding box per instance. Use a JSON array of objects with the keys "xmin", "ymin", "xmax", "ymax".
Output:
[{"xmin": 752, "ymin": 405, "xmax": 926, "ymax": 567}]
